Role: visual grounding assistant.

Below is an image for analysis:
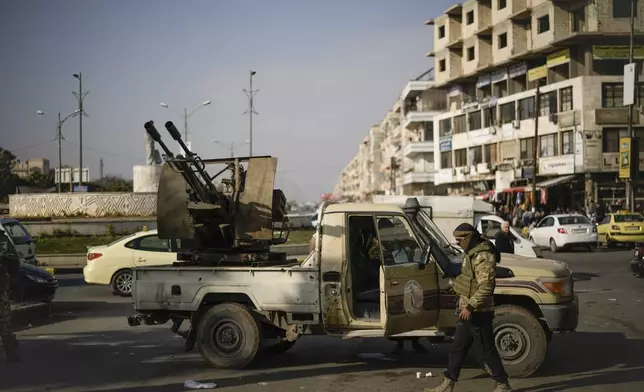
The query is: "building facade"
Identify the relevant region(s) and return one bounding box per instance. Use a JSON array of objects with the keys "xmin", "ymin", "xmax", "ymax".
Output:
[
  {"xmin": 427, "ymin": 0, "xmax": 644, "ymax": 209},
  {"xmin": 11, "ymin": 158, "xmax": 51, "ymax": 179}
]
